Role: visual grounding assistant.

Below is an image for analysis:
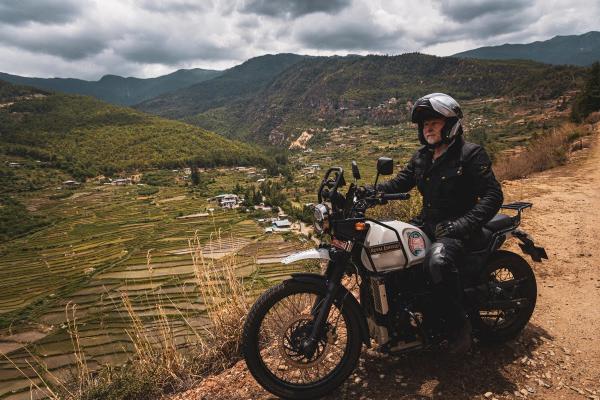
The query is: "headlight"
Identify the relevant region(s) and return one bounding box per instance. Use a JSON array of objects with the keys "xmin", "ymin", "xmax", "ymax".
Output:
[{"xmin": 313, "ymin": 203, "xmax": 330, "ymax": 234}]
